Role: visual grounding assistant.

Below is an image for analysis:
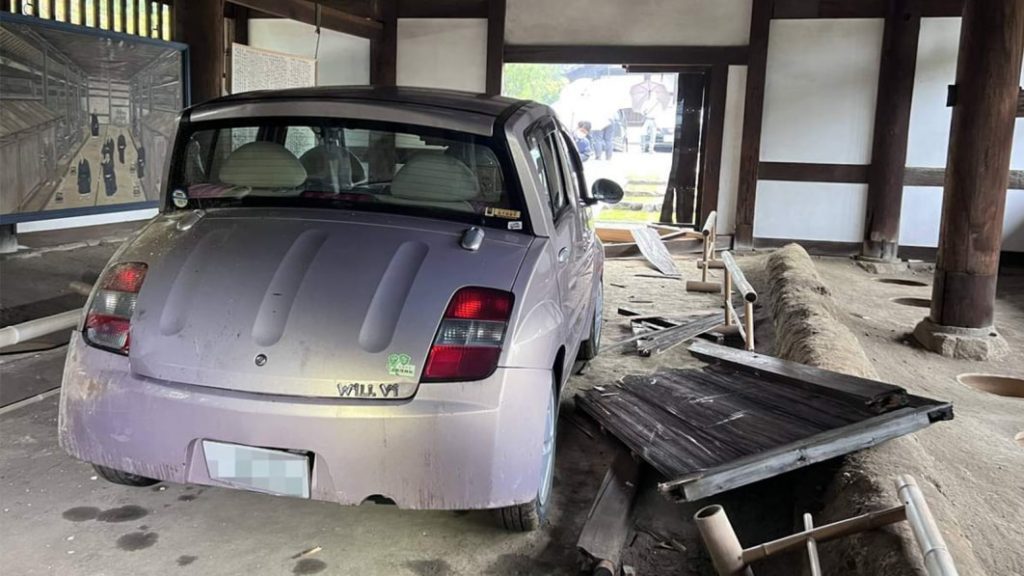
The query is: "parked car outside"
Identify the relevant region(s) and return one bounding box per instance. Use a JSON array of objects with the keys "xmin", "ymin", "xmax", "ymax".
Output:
[{"xmin": 58, "ymin": 87, "xmax": 623, "ymax": 531}]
